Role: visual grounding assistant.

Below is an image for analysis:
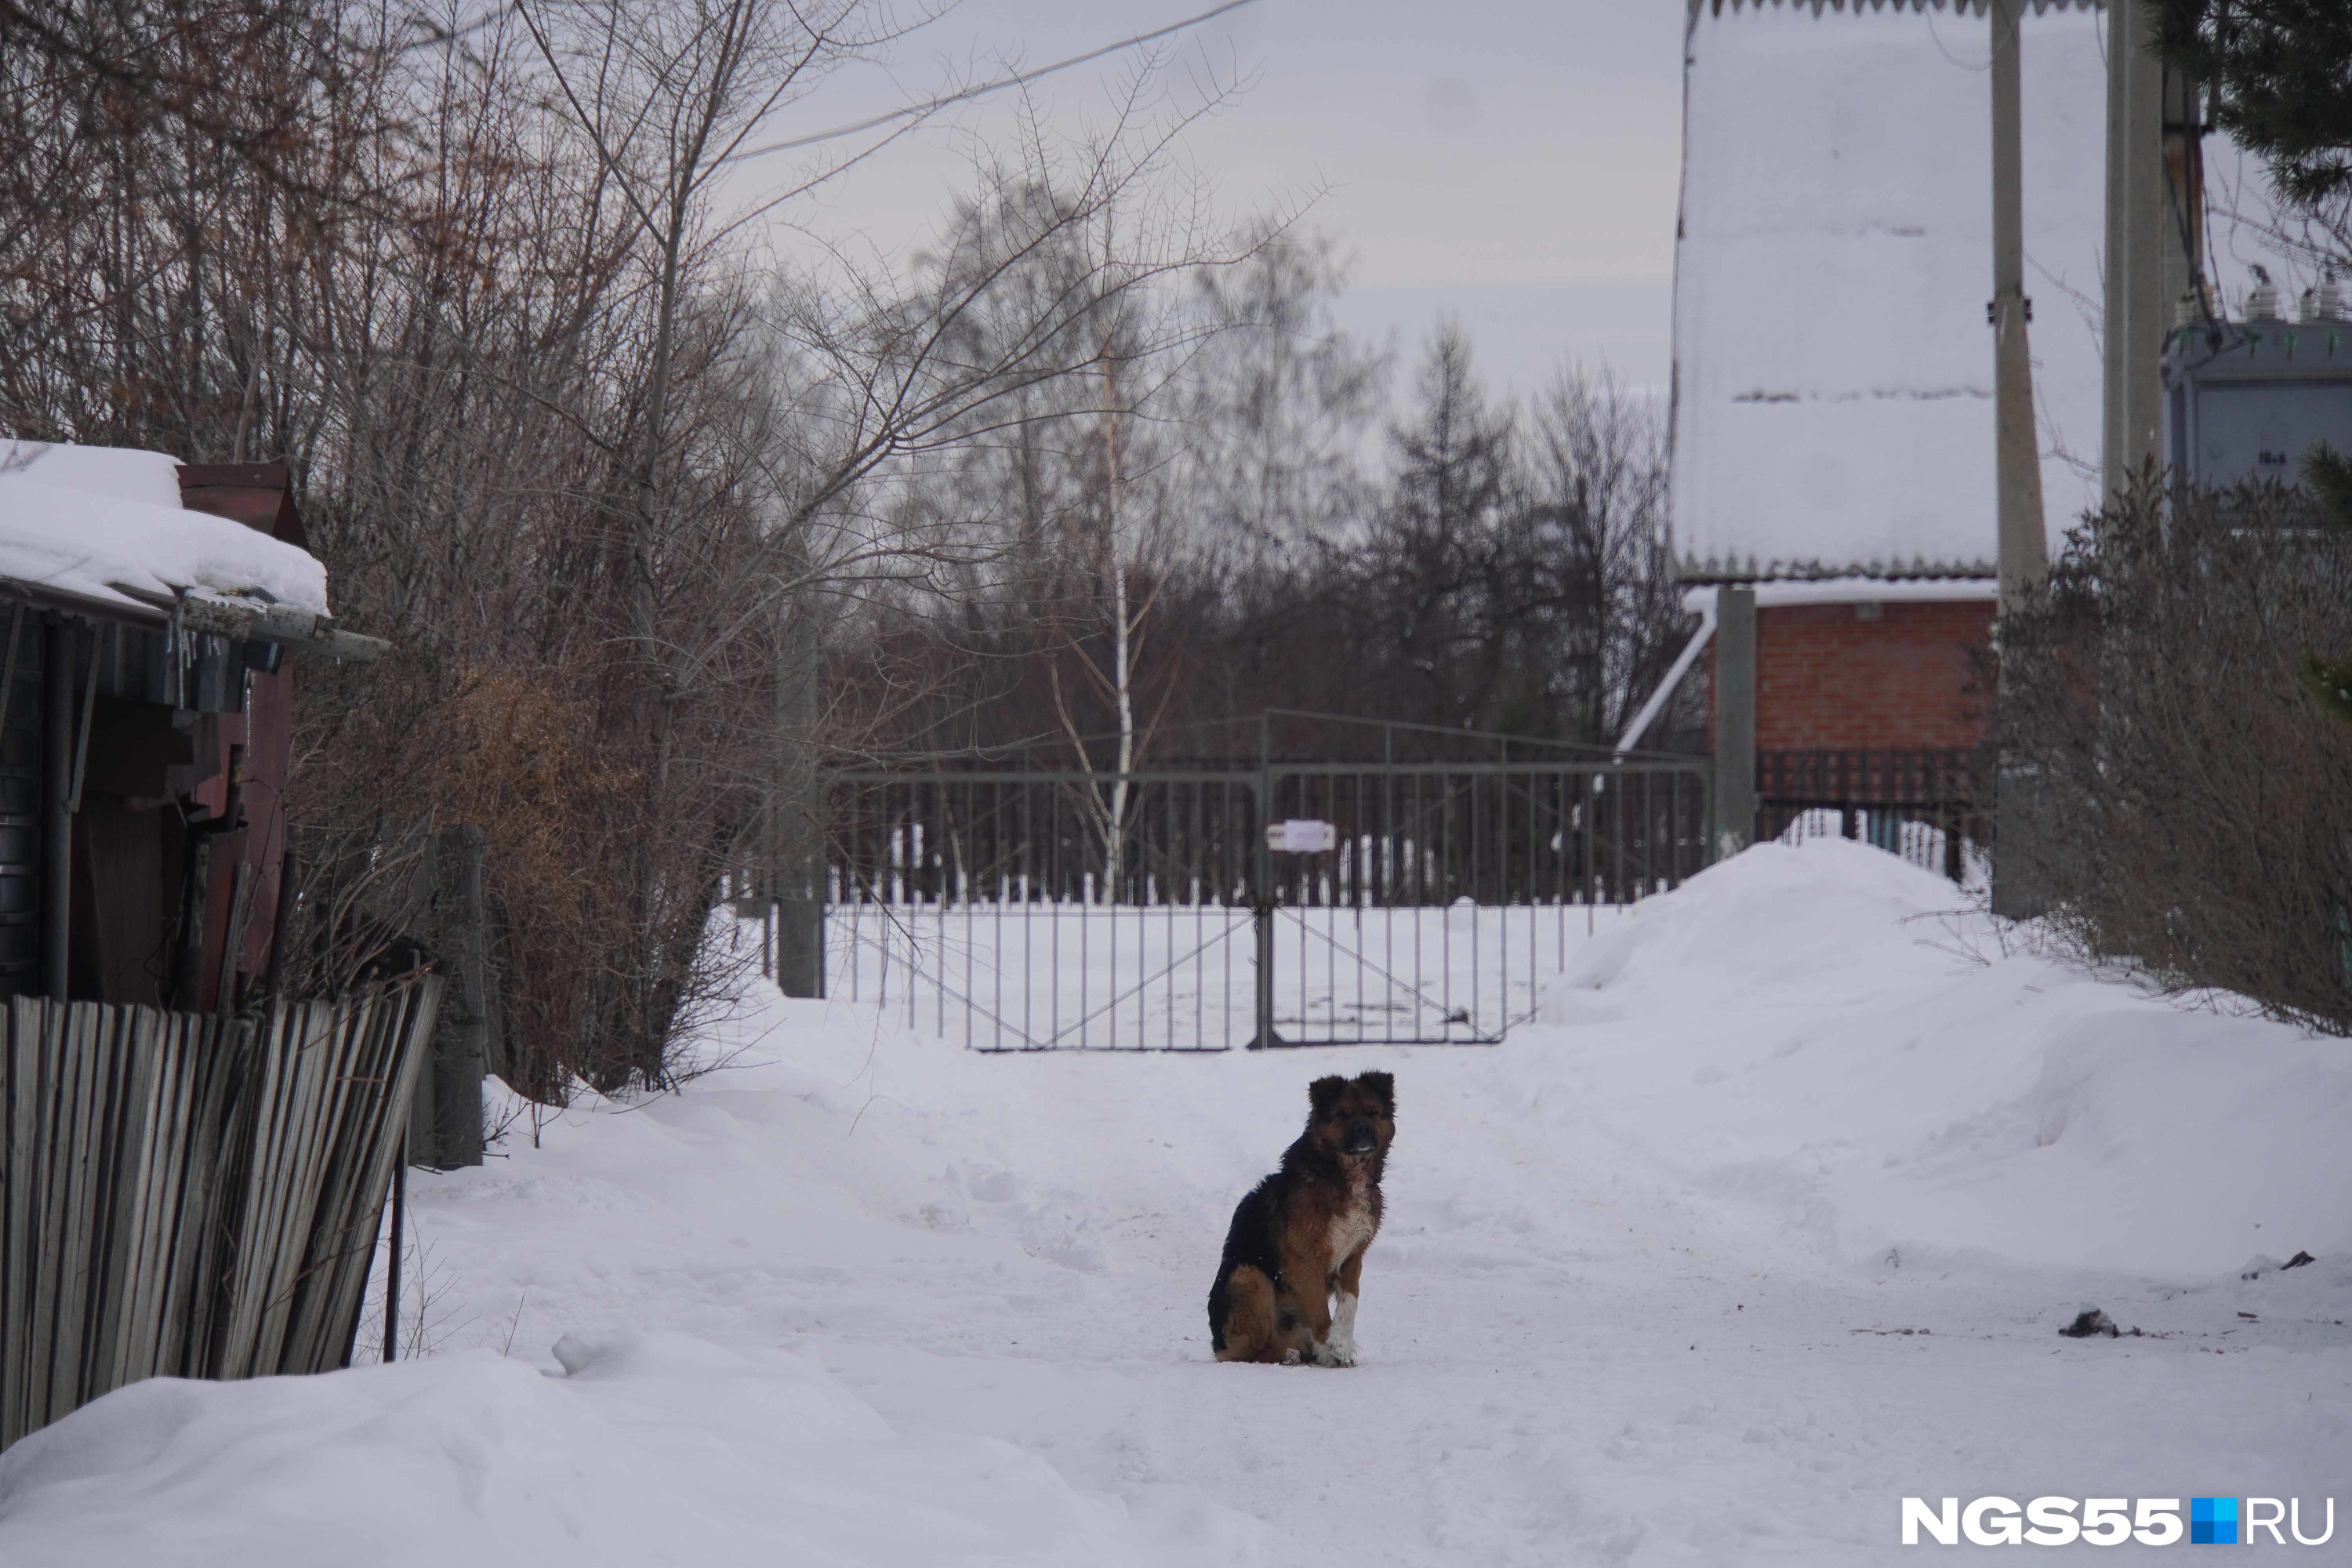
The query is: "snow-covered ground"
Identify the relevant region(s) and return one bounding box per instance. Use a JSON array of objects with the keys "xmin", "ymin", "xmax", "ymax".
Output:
[{"xmin": 2, "ymin": 840, "xmax": 2347, "ymax": 1564}]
